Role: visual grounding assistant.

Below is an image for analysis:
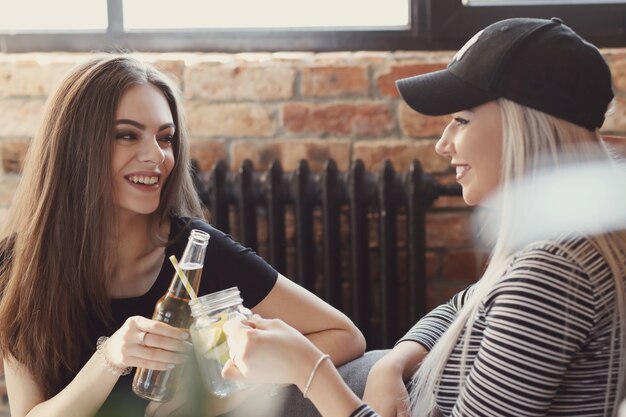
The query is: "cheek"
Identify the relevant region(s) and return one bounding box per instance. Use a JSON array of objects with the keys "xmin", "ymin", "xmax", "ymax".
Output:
[{"xmin": 162, "ymin": 150, "xmax": 175, "ymax": 176}]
